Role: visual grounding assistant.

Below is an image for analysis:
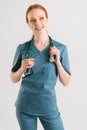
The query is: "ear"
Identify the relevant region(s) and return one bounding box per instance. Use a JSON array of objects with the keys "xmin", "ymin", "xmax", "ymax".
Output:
[
  {"xmin": 46, "ymin": 18, "xmax": 49, "ymax": 27},
  {"xmin": 27, "ymin": 22, "xmax": 31, "ymax": 29},
  {"xmin": 46, "ymin": 18, "xmax": 48, "ymax": 27}
]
